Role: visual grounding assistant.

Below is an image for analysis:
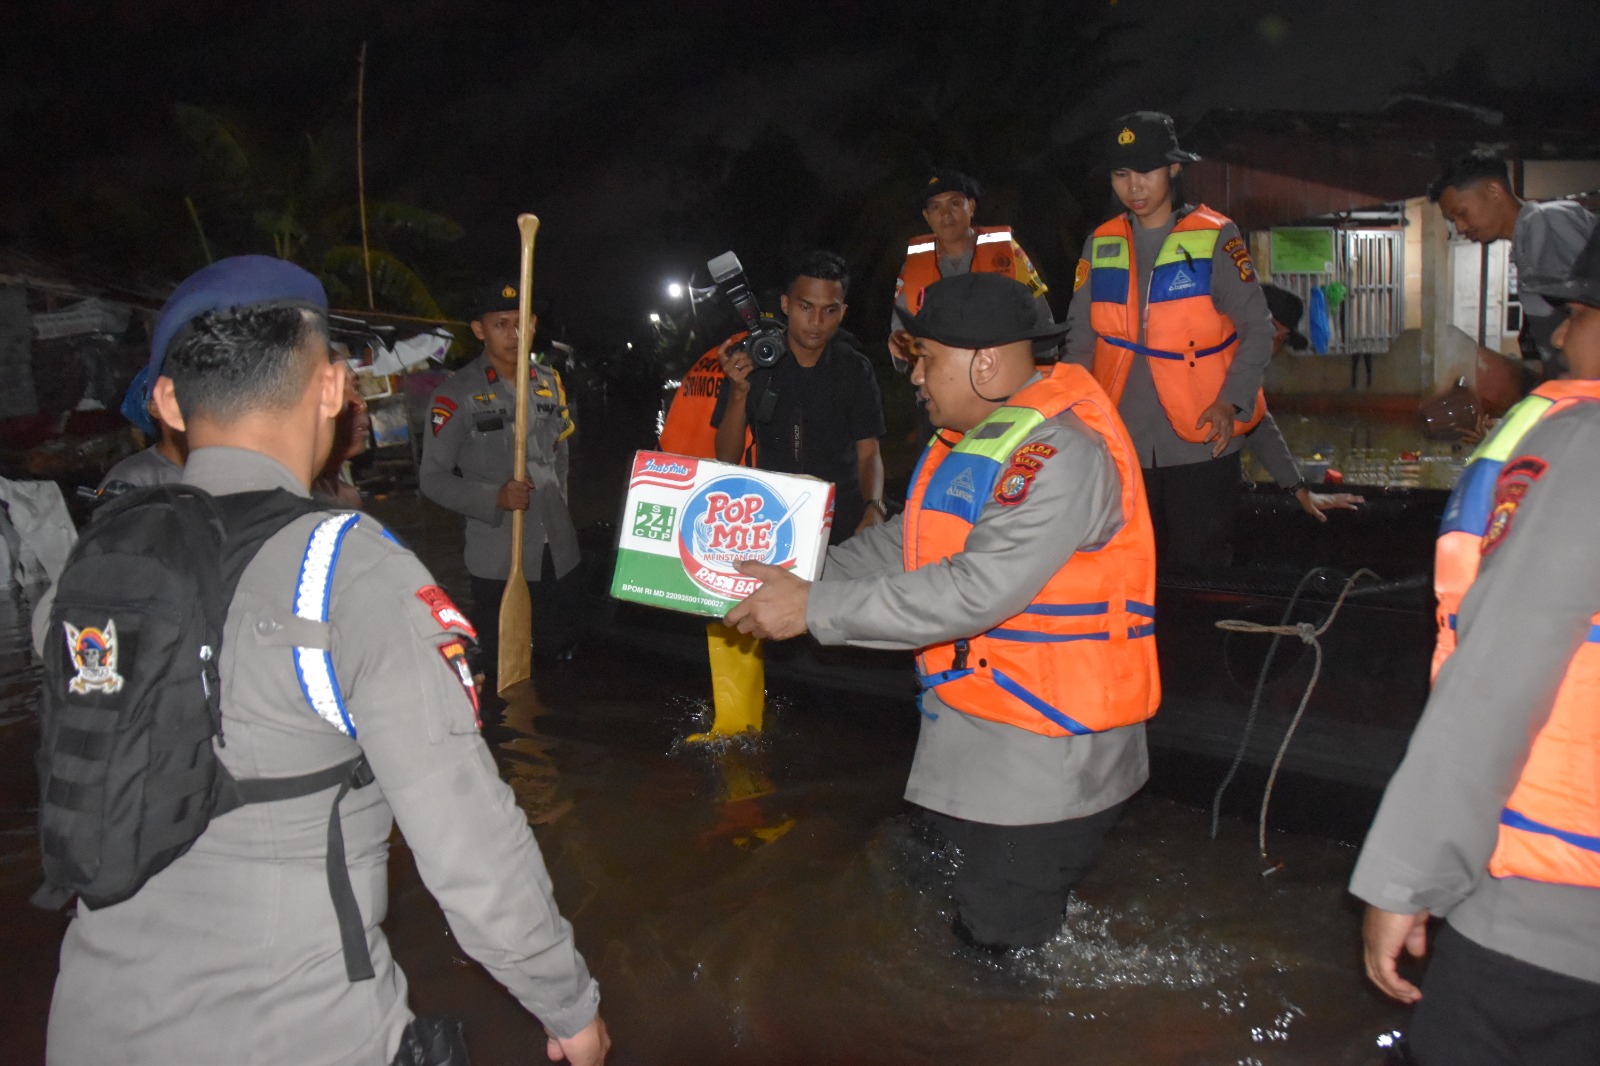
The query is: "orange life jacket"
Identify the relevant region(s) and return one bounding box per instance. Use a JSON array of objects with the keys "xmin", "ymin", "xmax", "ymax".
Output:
[
  {"xmin": 904, "ymin": 364, "xmax": 1160, "ymax": 735},
  {"xmin": 1430, "ymin": 384, "xmax": 1600, "ymax": 889},
  {"xmin": 658, "ymin": 340, "xmax": 752, "ymax": 461},
  {"xmin": 1488, "ymin": 618, "xmax": 1600, "ymax": 888},
  {"xmin": 1087, "ymin": 205, "xmax": 1266, "ymax": 443},
  {"xmin": 897, "ymin": 226, "xmax": 1038, "ymax": 315},
  {"xmin": 1432, "ymin": 381, "xmax": 1600, "ymax": 678}
]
